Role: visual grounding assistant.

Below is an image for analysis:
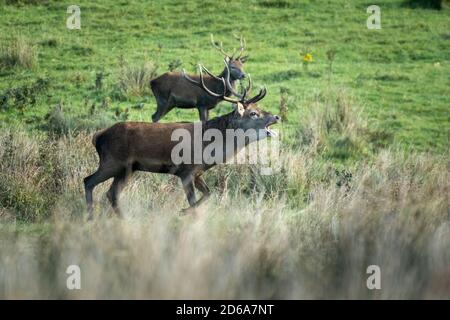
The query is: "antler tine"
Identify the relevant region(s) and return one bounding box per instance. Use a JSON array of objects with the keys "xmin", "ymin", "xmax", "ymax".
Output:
[
  {"xmin": 245, "ymin": 87, "xmax": 267, "ymax": 105},
  {"xmin": 210, "ymin": 34, "xmax": 230, "ymax": 59},
  {"xmin": 183, "ymin": 65, "xmax": 224, "ymax": 97},
  {"xmin": 219, "ymin": 70, "xmax": 245, "ymax": 104},
  {"xmin": 211, "ymin": 63, "xmax": 244, "ymax": 104},
  {"xmin": 183, "ymin": 61, "xmax": 243, "ymax": 104},
  {"xmin": 182, "ymin": 66, "xmax": 201, "ymax": 85},
  {"xmin": 199, "ymin": 64, "xmax": 243, "ymax": 104},
  {"xmin": 222, "ymin": 95, "xmax": 245, "ymax": 104},
  {"xmin": 200, "ymin": 65, "xmax": 223, "ymax": 81},
  {"xmin": 237, "ymin": 35, "xmax": 246, "ymax": 59},
  {"xmin": 240, "ymin": 88, "xmax": 248, "ymax": 101},
  {"xmin": 198, "ymin": 64, "xmax": 227, "ymax": 98},
  {"xmin": 231, "ymin": 34, "xmax": 246, "ymax": 60},
  {"xmin": 244, "ymin": 73, "xmax": 252, "ymax": 98}
]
